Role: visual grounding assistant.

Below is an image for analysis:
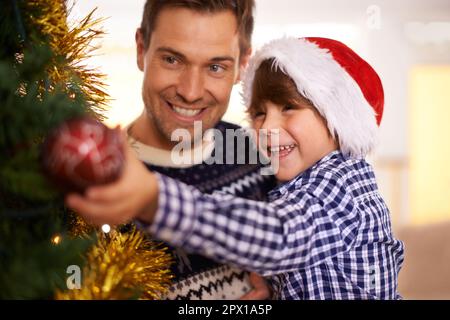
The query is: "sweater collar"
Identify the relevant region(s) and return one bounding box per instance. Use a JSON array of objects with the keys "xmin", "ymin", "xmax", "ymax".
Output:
[{"xmin": 126, "ymin": 123, "xmax": 215, "ymax": 168}]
